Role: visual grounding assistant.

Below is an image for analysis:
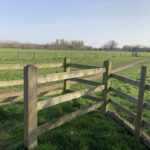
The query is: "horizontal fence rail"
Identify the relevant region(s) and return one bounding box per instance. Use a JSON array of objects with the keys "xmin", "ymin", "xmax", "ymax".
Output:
[
  {"xmin": 0, "ymin": 81, "xmax": 101, "ymax": 104},
  {"xmin": 0, "ymin": 79, "xmax": 23, "ymax": 87},
  {"xmin": 70, "ymin": 78, "xmax": 100, "ymax": 86},
  {"xmin": 68, "ymin": 63, "xmax": 101, "ymax": 69},
  {"xmin": 68, "ymin": 89, "xmax": 100, "ymax": 102},
  {"xmin": 0, "ymin": 77, "xmax": 102, "ymax": 104},
  {"xmin": 38, "ymin": 101, "xmax": 104, "ymax": 135},
  {"xmin": 111, "ymin": 74, "xmax": 140, "ymax": 87},
  {"xmin": 38, "ymin": 68, "xmax": 105, "ymax": 84},
  {"xmin": 0, "ymin": 82, "xmax": 64, "ymax": 104},
  {"xmin": 109, "ymin": 87, "xmax": 138, "ymax": 104},
  {"xmin": 108, "ymin": 111, "xmax": 135, "ymax": 133},
  {"xmin": 0, "ymin": 68, "xmax": 105, "ymax": 87},
  {"xmin": 0, "ymin": 63, "xmax": 64, "ymax": 70},
  {"xmin": 109, "ymin": 98, "xmax": 136, "ymax": 118},
  {"xmin": 37, "ymin": 85, "xmax": 104, "ymax": 110}
]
